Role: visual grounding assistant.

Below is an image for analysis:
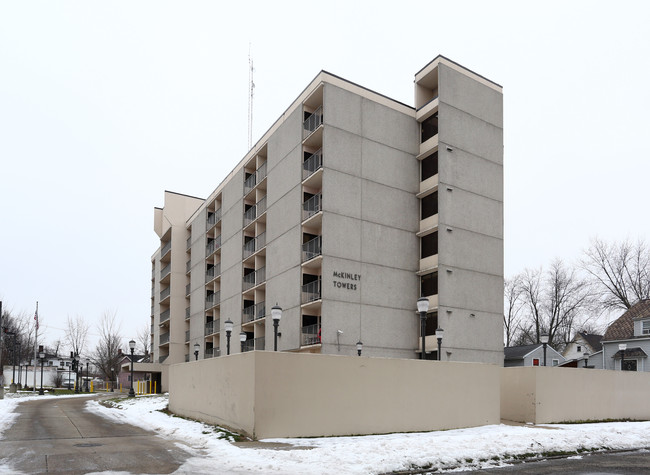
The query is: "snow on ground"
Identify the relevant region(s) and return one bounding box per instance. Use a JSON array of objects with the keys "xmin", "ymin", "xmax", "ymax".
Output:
[{"xmin": 86, "ymin": 394, "xmax": 650, "ymax": 474}]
